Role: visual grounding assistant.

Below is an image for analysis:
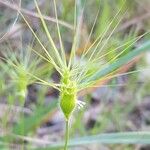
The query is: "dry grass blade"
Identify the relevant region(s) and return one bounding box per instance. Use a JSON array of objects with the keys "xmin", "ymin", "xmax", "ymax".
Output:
[{"xmin": 0, "ymin": 0, "xmax": 73, "ymax": 30}]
